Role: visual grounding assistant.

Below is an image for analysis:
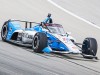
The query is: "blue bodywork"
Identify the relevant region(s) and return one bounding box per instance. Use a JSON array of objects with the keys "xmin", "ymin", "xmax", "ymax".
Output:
[
  {"xmin": 3, "ymin": 15, "xmax": 70, "ymax": 53},
  {"xmin": 6, "ymin": 21, "xmax": 22, "ymax": 40}
]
